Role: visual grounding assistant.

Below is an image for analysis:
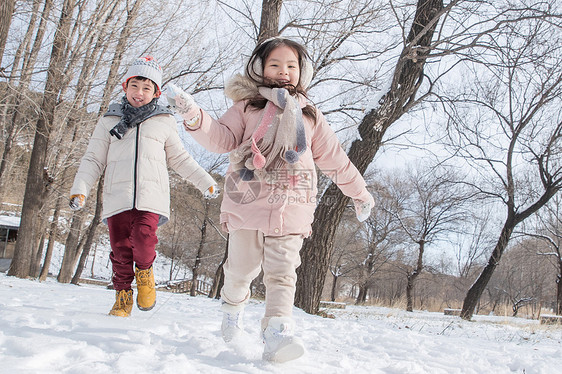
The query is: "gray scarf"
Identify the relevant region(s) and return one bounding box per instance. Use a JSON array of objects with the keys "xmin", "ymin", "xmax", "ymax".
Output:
[{"xmin": 109, "ymin": 96, "xmax": 159, "ymax": 139}]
